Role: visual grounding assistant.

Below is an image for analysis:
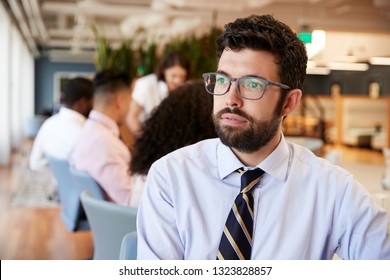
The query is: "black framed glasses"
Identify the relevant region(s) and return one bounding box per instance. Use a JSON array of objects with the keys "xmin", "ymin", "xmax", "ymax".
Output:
[{"xmin": 202, "ymin": 72, "xmax": 291, "ymax": 100}]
